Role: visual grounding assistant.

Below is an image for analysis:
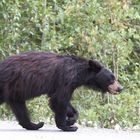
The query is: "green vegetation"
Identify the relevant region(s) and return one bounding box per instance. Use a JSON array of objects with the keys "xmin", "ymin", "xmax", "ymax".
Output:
[{"xmin": 0, "ymin": 0, "xmax": 140, "ymax": 130}]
